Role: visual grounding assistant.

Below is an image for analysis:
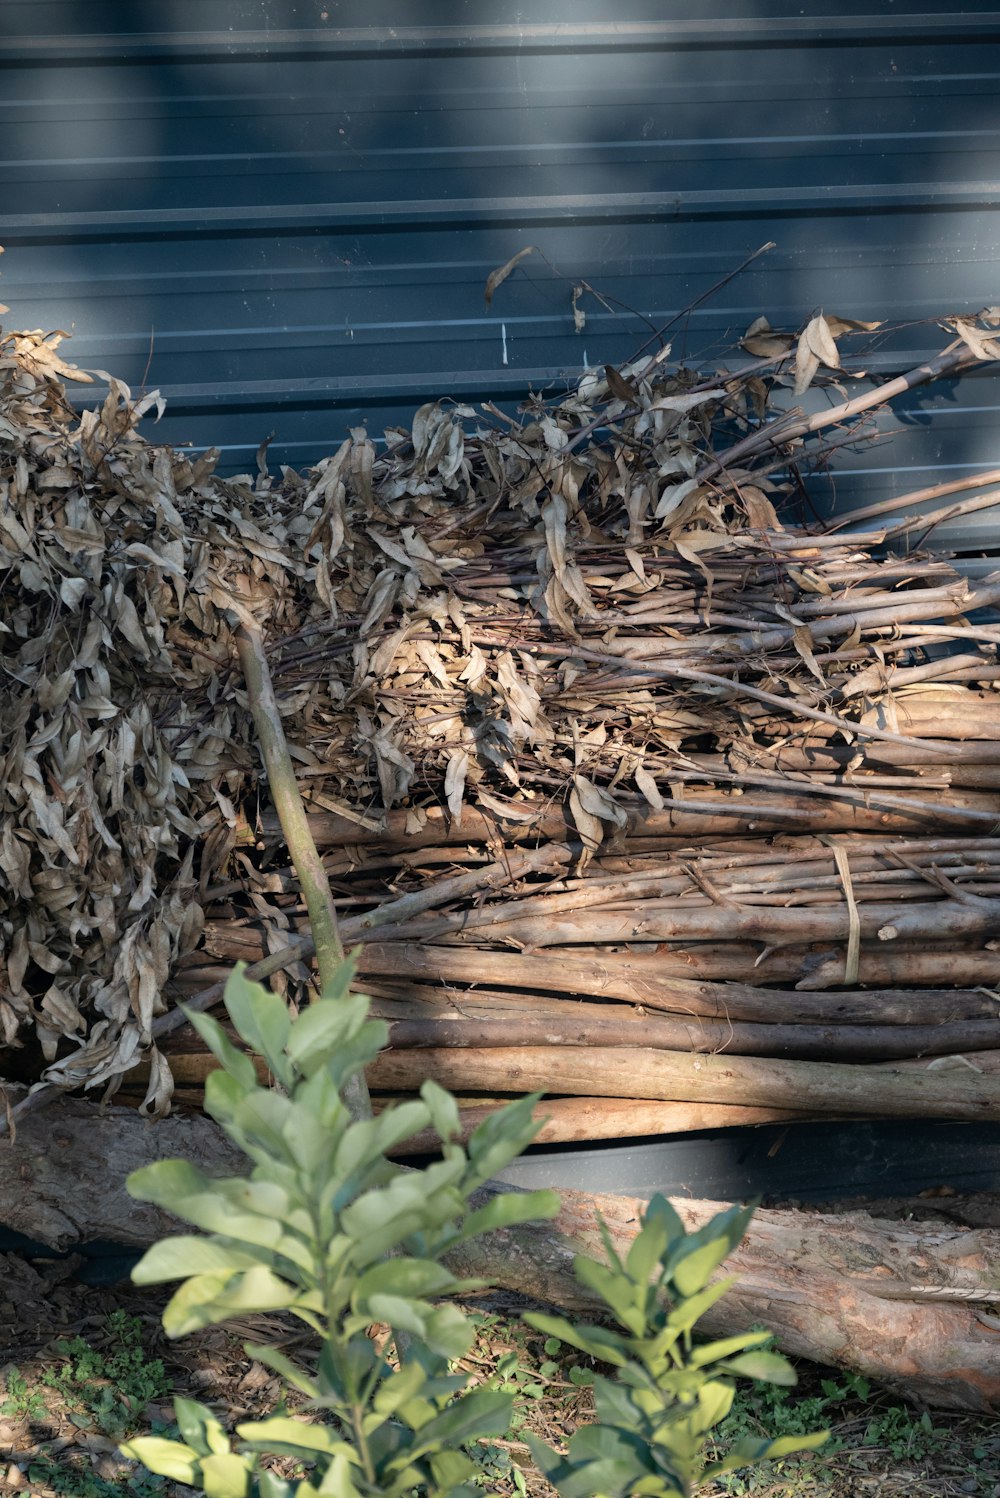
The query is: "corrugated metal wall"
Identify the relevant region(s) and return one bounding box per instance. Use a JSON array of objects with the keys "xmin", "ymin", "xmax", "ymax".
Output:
[{"xmin": 3, "ymin": 1, "xmax": 1000, "ymax": 554}]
